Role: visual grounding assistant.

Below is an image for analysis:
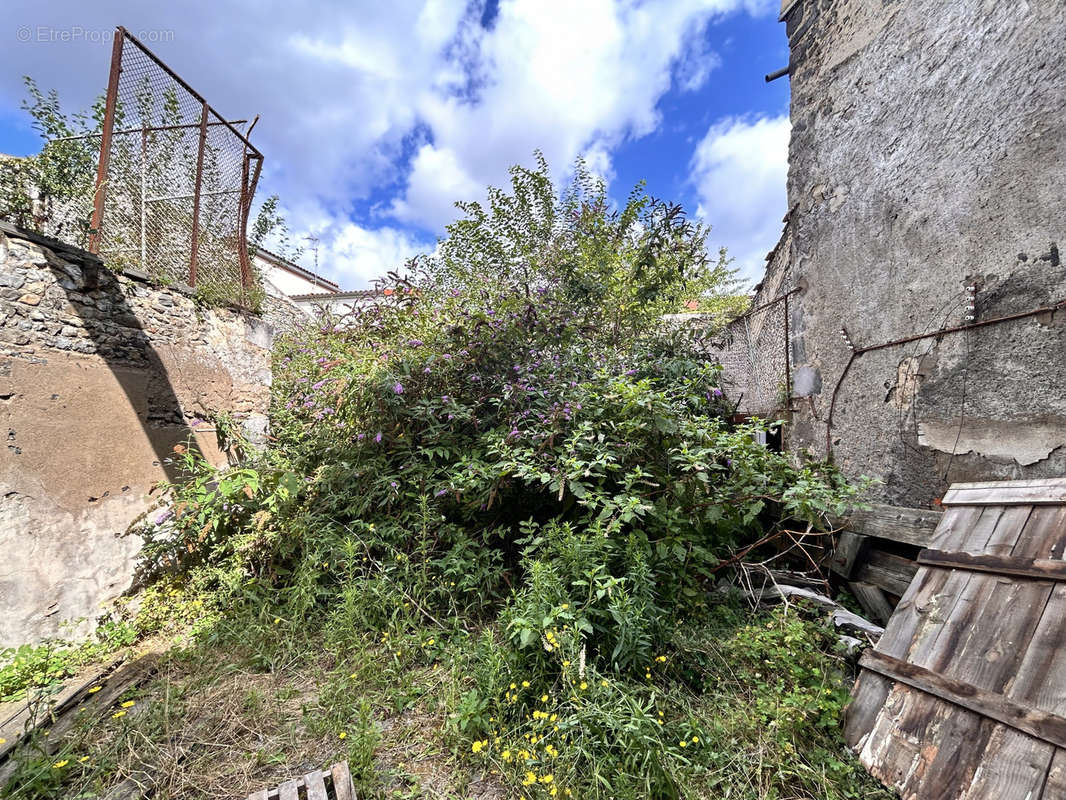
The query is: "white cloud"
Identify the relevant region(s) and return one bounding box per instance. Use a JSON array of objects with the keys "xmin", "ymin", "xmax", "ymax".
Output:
[
  {"xmin": 675, "ymin": 24, "xmax": 723, "ymax": 92},
  {"xmin": 690, "ymin": 114, "xmax": 790, "ymax": 285},
  {"xmin": 321, "ymin": 223, "xmax": 432, "ymax": 287},
  {"xmin": 390, "ymin": 0, "xmax": 771, "ymax": 231}
]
